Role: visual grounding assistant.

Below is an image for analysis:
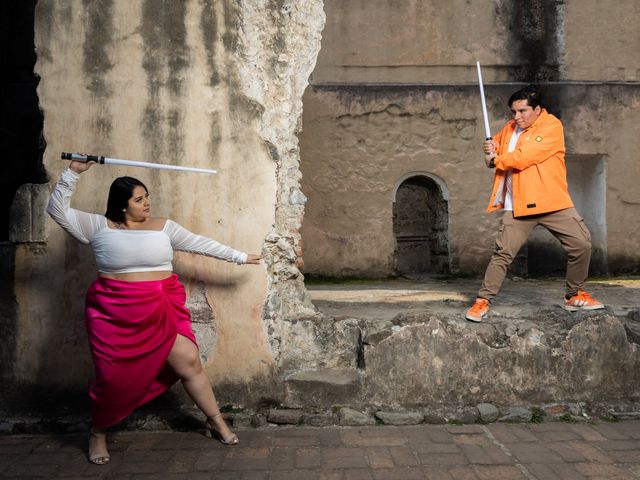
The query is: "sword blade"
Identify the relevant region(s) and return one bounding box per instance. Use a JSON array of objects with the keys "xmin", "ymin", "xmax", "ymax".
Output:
[
  {"xmin": 476, "ymin": 61, "xmax": 492, "ymax": 140},
  {"xmin": 61, "ymin": 152, "xmax": 217, "ymax": 174},
  {"xmin": 103, "ymin": 157, "xmax": 217, "ymax": 174}
]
